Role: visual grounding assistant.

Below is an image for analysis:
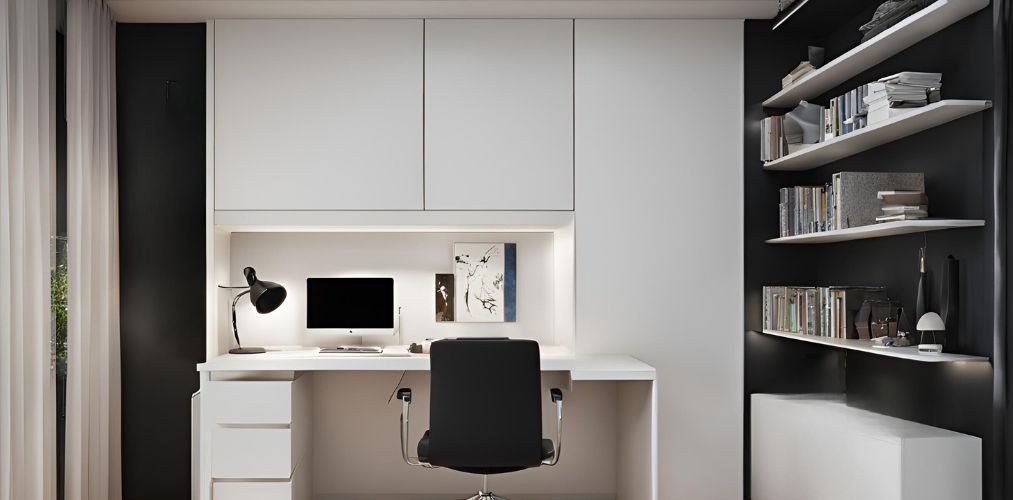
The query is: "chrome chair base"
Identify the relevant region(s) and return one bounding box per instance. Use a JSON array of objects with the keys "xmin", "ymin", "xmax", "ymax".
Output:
[{"xmin": 465, "ymin": 492, "xmax": 508, "ymax": 500}]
